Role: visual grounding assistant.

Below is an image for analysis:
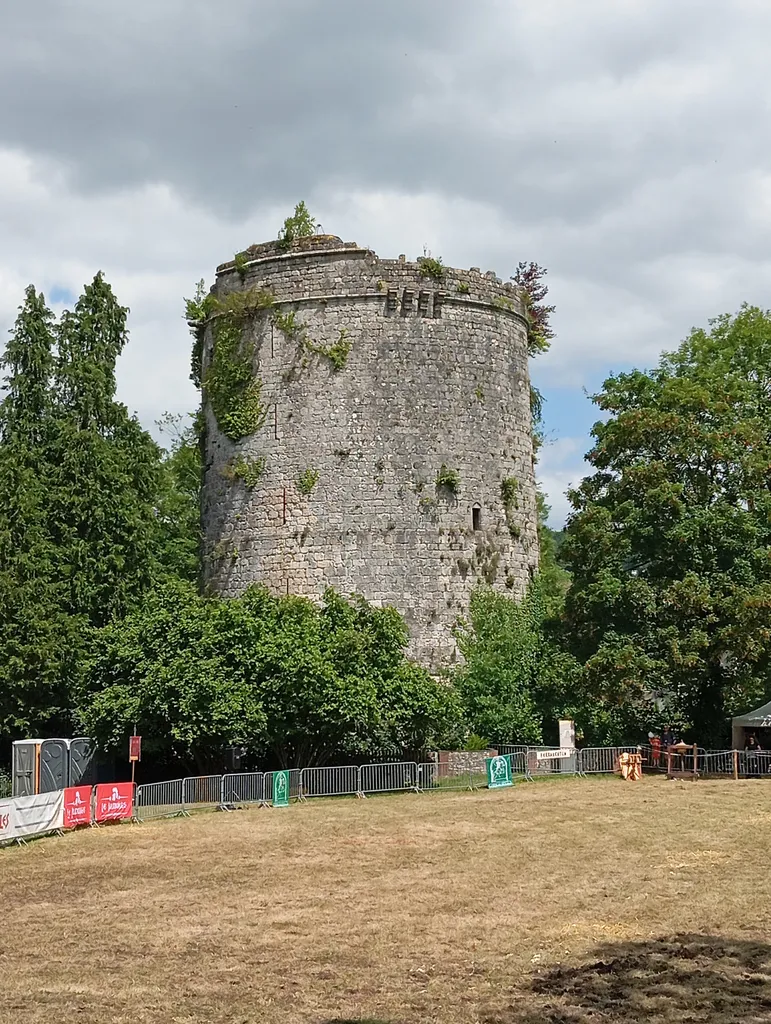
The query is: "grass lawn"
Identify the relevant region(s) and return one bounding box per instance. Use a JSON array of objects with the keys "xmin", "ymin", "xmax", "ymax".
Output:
[{"xmin": 2, "ymin": 776, "xmax": 771, "ymax": 1023}]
